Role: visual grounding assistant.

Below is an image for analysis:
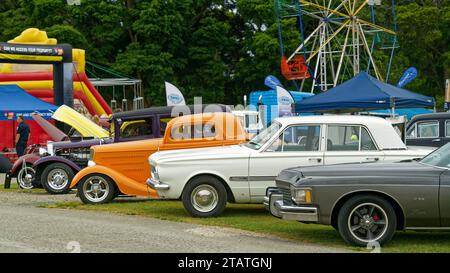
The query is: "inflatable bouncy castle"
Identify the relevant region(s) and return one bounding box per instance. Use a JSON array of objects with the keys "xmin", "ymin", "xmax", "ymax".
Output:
[{"xmin": 0, "ymin": 28, "xmax": 112, "ymax": 117}]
